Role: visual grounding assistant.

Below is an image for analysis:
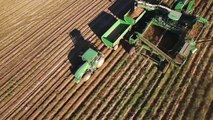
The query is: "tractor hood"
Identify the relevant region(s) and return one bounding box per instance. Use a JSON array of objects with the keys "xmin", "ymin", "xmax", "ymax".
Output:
[{"xmin": 74, "ymin": 62, "xmax": 91, "ymax": 82}]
